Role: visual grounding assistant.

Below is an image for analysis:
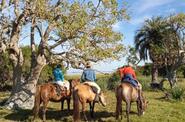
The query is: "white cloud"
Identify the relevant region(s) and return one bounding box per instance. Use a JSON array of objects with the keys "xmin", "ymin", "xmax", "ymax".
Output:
[
  {"xmin": 136, "ymin": 0, "xmax": 174, "ymax": 14},
  {"xmin": 112, "ymin": 22, "xmax": 122, "ymax": 31},
  {"xmin": 130, "ymin": 15, "xmax": 152, "ymax": 25},
  {"xmin": 165, "ymin": 8, "xmax": 176, "ymax": 14}
]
